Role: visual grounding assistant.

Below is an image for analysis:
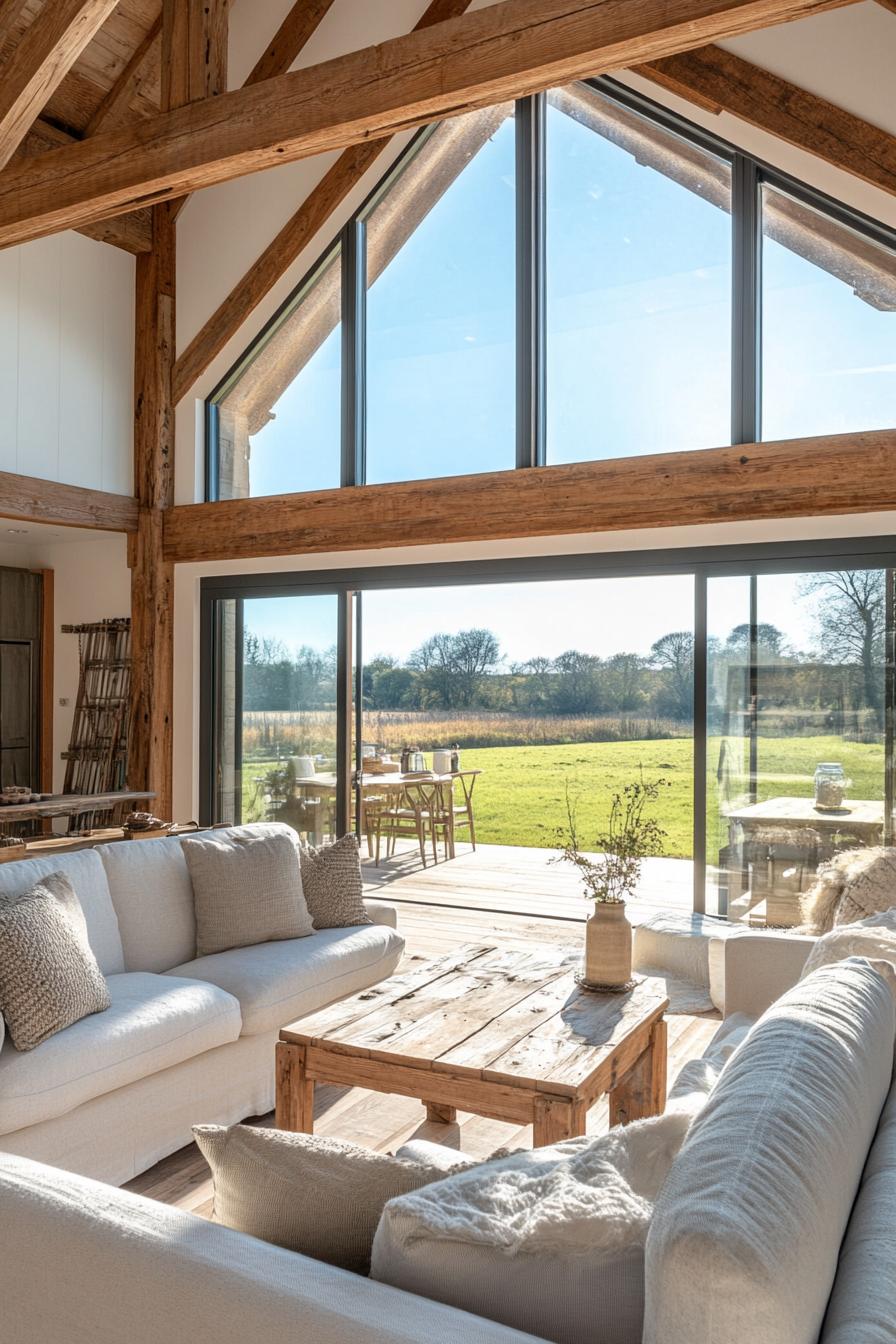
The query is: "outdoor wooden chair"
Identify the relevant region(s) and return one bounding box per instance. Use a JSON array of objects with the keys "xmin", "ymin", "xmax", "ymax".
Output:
[{"xmin": 447, "ymin": 769, "xmax": 479, "ymax": 850}]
